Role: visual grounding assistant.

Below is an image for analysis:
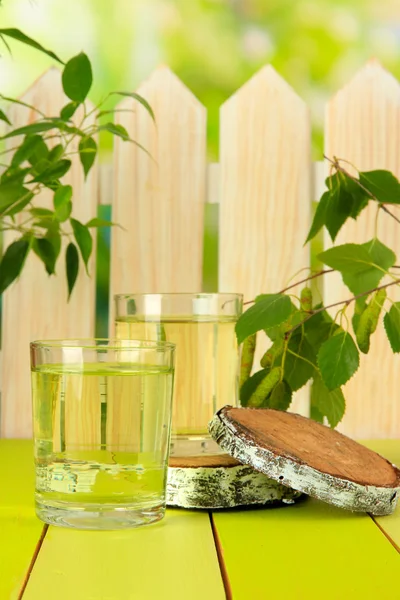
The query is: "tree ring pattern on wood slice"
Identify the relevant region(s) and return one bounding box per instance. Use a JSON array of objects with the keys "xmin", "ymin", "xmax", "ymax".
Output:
[
  {"xmin": 208, "ymin": 407, "xmax": 400, "ymax": 516},
  {"xmin": 166, "ymin": 454, "xmax": 303, "ymax": 509}
]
